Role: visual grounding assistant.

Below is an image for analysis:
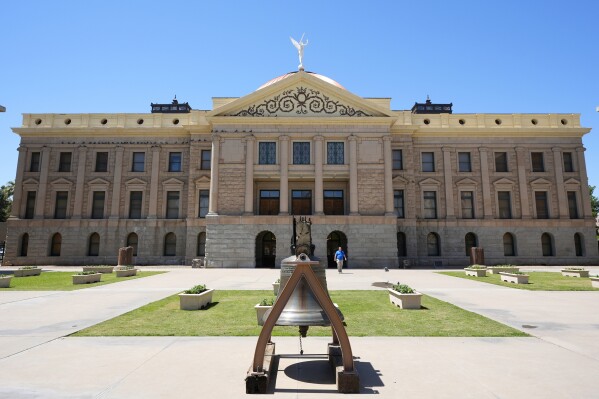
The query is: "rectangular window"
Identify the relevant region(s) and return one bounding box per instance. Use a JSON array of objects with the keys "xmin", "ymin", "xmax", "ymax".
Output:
[
  {"xmin": 132, "ymin": 152, "xmax": 145, "ymax": 172},
  {"xmin": 91, "ymin": 191, "xmax": 105, "ymax": 219},
  {"xmin": 291, "ymin": 190, "xmax": 312, "ymax": 215},
  {"xmin": 30, "ymin": 152, "xmax": 41, "ymax": 172},
  {"xmin": 531, "ymin": 152, "xmax": 544, "ymax": 172},
  {"xmin": 201, "ymin": 150, "xmax": 211, "ymax": 170},
  {"xmin": 458, "ymin": 152, "xmax": 472, "ymax": 172},
  {"xmin": 423, "ymin": 191, "xmax": 437, "ymax": 219},
  {"xmin": 198, "ymin": 190, "xmax": 209, "ymax": 218},
  {"xmin": 567, "ymin": 191, "xmax": 579, "ymax": 219},
  {"xmin": 166, "ymin": 191, "xmax": 180, "ymax": 219},
  {"xmin": 422, "ymin": 152, "xmax": 435, "ymax": 172},
  {"xmin": 495, "ymin": 152, "xmax": 508, "ymax": 172},
  {"xmin": 258, "ymin": 142, "xmax": 276, "ymax": 165},
  {"xmin": 461, "ymin": 191, "xmax": 474, "ymax": 219},
  {"xmin": 168, "ymin": 152, "xmax": 182, "ymax": 172},
  {"xmin": 327, "ymin": 142, "xmax": 344, "ymax": 165},
  {"xmin": 392, "ymin": 150, "xmax": 403, "ymax": 170},
  {"xmin": 394, "ymin": 190, "xmax": 405, "ymax": 218},
  {"xmin": 563, "ymin": 152, "xmax": 574, "ymax": 172},
  {"xmin": 54, "ymin": 191, "xmax": 68, "ymax": 219},
  {"xmin": 535, "ymin": 191, "xmax": 549, "ymax": 219},
  {"xmin": 59, "ymin": 152, "xmax": 72, "ymax": 172},
  {"xmin": 324, "ymin": 190, "xmax": 344, "ymax": 215},
  {"xmin": 293, "ymin": 142, "xmax": 310, "ymax": 165},
  {"xmin": 129, "ymin": 191, "xmax": 143, "ymax": 219},
  {"xmin": 25, "ymin": 191, "xmax": 36, "ymax": 219},
  {"xmin": 498, "ymin": 191, "xmax": 512, "ymax": 219},
  {"xmin": 259, "ymin": 190, "xmax": 280, "ymax": 215},
  {"xmin": 95, "ymin": 152, "xmax": 108, "ymax": 172}
]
